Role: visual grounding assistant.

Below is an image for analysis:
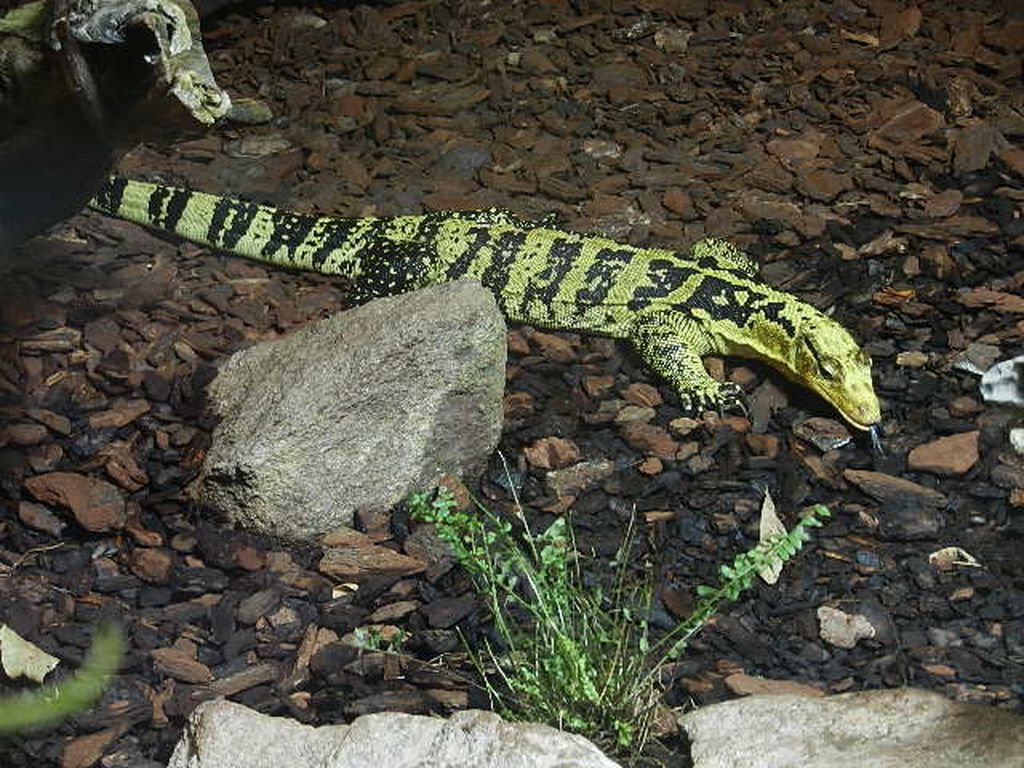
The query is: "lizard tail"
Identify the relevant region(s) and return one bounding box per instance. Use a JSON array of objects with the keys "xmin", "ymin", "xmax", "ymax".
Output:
[{"xmin": 88, "ymin": 176, "xmax": 380, "ymax": 278}]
